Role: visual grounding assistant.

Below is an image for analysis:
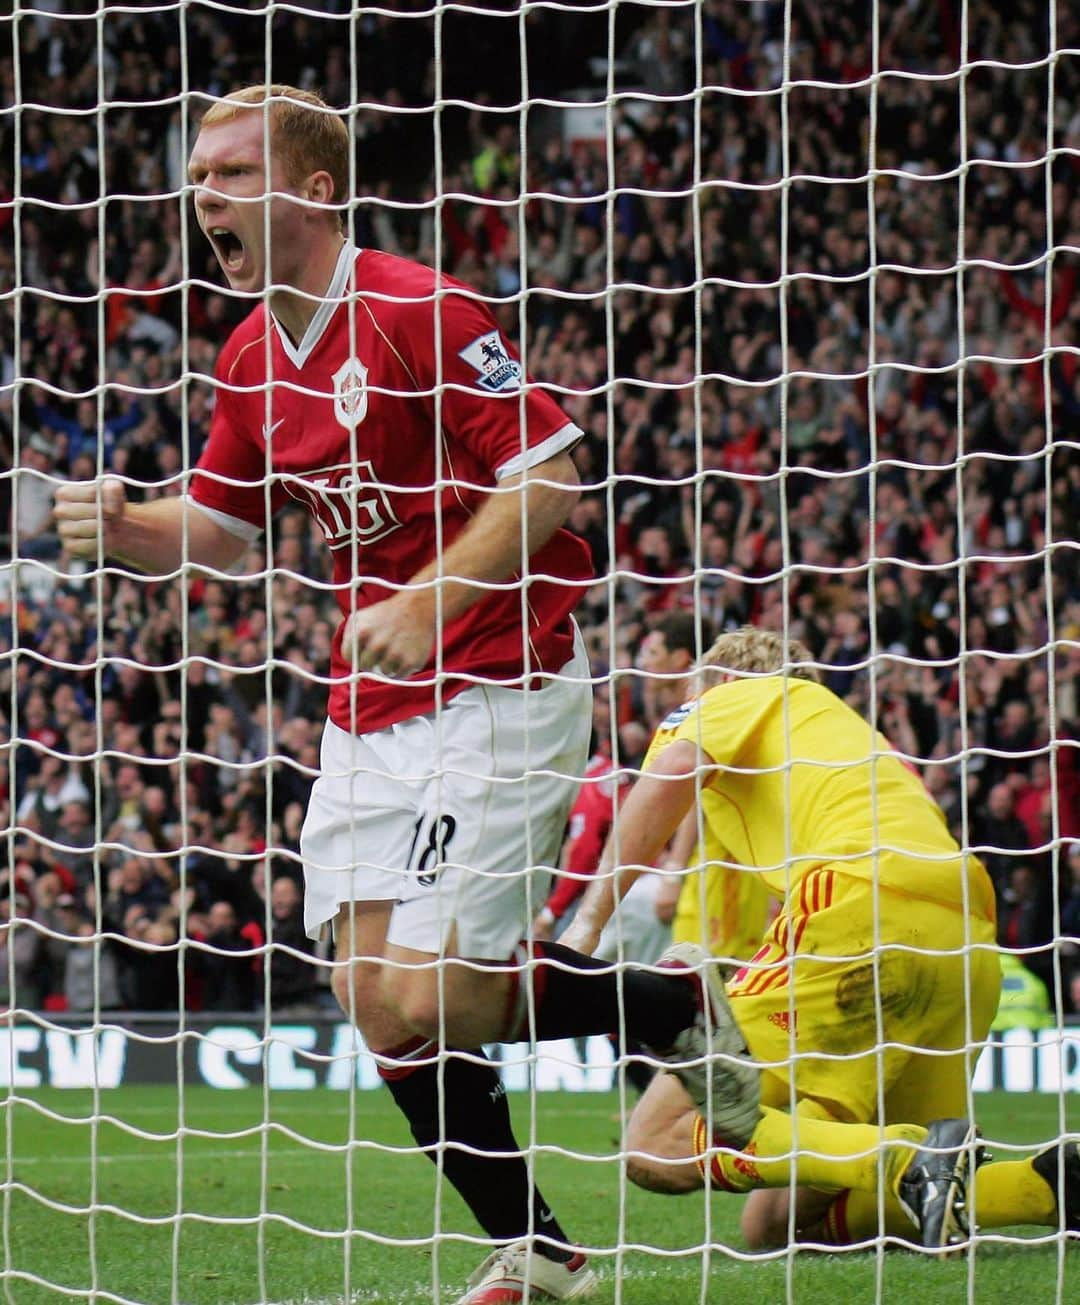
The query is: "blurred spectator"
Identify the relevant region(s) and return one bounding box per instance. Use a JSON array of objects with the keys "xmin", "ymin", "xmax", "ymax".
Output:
[
  {"xmin": 14, "ymin": 432, "xmax": 64, "ymax": 559},
  {"xmin": 1012, "ymin": 759, "xmax": 1054, "ymax": 849},
  {"xmin": 0, "ymin": 874, "xmax": 45, "ymax": 1011},
  {"xmin": 267, "ymin": 877, "xmax": 320, "ymax": 1016},
  {"xmin": 65, "ymin": 922, "xmax": 124, "ymax": 1013},
  {"xmin": 17, "ymin": 754, "xmax": 90, "ymax": 843},
  {"xmin": 52, "ymin": 802, "xmax": 97, "ymax": 885},
  {"xmin": 102, "ymin": 763, "xmax": 150, "ymax": 839},
  {"xmin": 52, "ymin": 894, "xmax": 124, "ymax": 1014},
  {"xmin": 1061, "ymin": 842, "xmax": 1080, "ymax": 1013},
  {"xmin": 35, "ymin": 877, "xmax": 75, "ymax": 1008},
  {"xmin": 105, "ymin": 855, "xmax": 172, "ymax": 931},
  {"xmin": 193, "ymin": 900, "xmax": 264, "ymax": 1013},
  {"xmin": 33, "ymin": 395, "xmax": 144, "ymax": 470},
  {"xmin": 998, "ymin": 862, "xmax": 1055, "ymax": 988},
  {"xmin": 120, "ymin": 917, "xmax": 180, "ymax": 1011},
  {"xmin": 635, "ymin": 612, "xmax": 715, "ymax": 733},
  {"xmin": 973, "ymin": 782, "xmax": 1035, "ymax": 898}
]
